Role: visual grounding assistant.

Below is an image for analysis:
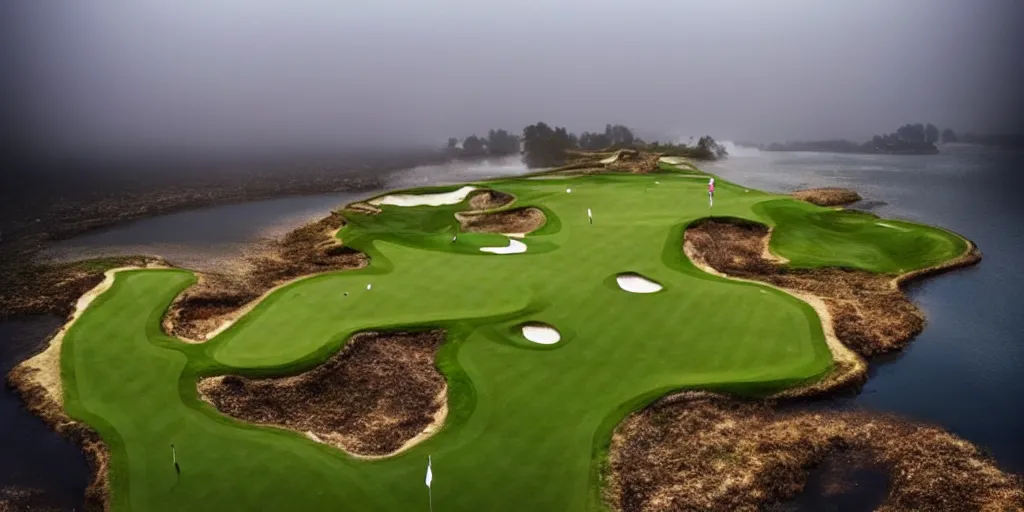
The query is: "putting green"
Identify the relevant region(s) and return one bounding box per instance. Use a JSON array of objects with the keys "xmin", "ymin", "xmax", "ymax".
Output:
[{"xmin": 58, "ymin": 166, "xmax": 968, "ymax": 511}]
